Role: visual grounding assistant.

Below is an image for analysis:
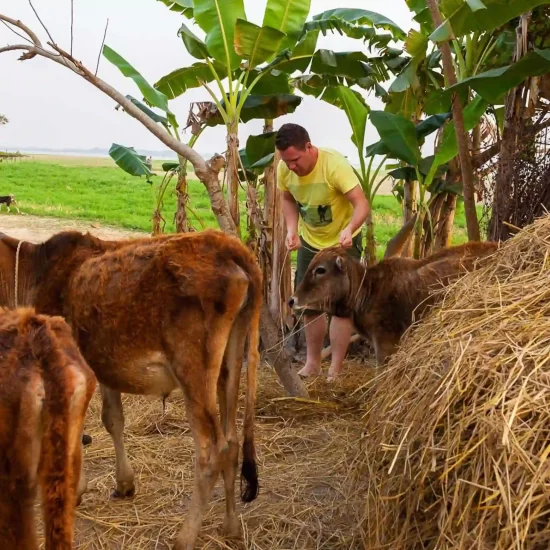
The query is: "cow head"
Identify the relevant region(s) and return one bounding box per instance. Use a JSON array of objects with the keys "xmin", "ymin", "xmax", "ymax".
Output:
[
  {"xmin": 289, "ymin": 247, "xmax": 357, "ymax": 317},
  {"xmin": 288, "ymin": 214, "xmax": 418, "ymax": 316}
]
